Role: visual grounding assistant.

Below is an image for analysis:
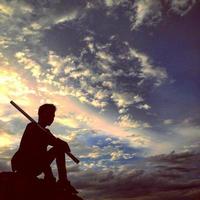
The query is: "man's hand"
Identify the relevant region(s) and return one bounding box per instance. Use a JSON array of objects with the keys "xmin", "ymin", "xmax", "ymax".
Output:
[{"xmin": 56, "ymin": 138, "xmax": 71, "ymax": 153}]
